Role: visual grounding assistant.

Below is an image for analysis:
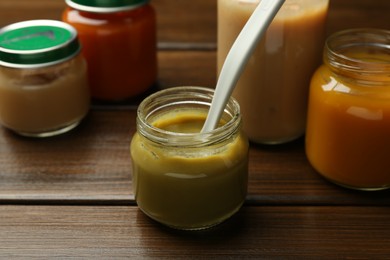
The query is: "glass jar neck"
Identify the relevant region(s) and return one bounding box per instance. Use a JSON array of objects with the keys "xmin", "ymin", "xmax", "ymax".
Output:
[
  {"xmin": 137, "ymin": 86, "xmax": 242, "ymax": 148},
  {"xmin": 65, "ymin": 0, "xmax": 148, "ymax": 13},
  {"xmin": 324, "ymin": 28, "xmax": 390, "ymax": 85}
]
